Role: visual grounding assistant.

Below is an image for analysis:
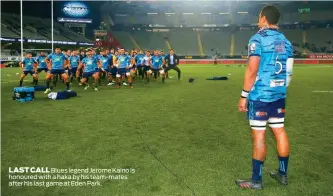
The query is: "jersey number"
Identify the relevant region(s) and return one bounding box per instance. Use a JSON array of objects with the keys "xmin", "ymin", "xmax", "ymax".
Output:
[{"xmin": 275, "ymin": 55, "xmax": 283, "ymax": 74}]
